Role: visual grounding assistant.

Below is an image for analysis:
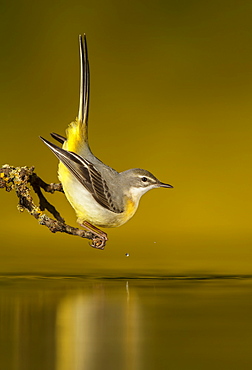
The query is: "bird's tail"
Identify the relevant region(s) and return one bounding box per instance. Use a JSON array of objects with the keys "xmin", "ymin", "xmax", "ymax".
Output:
[{"xmin": 64, "ymin": 34, "xmax": 90, "ymax": 156}]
